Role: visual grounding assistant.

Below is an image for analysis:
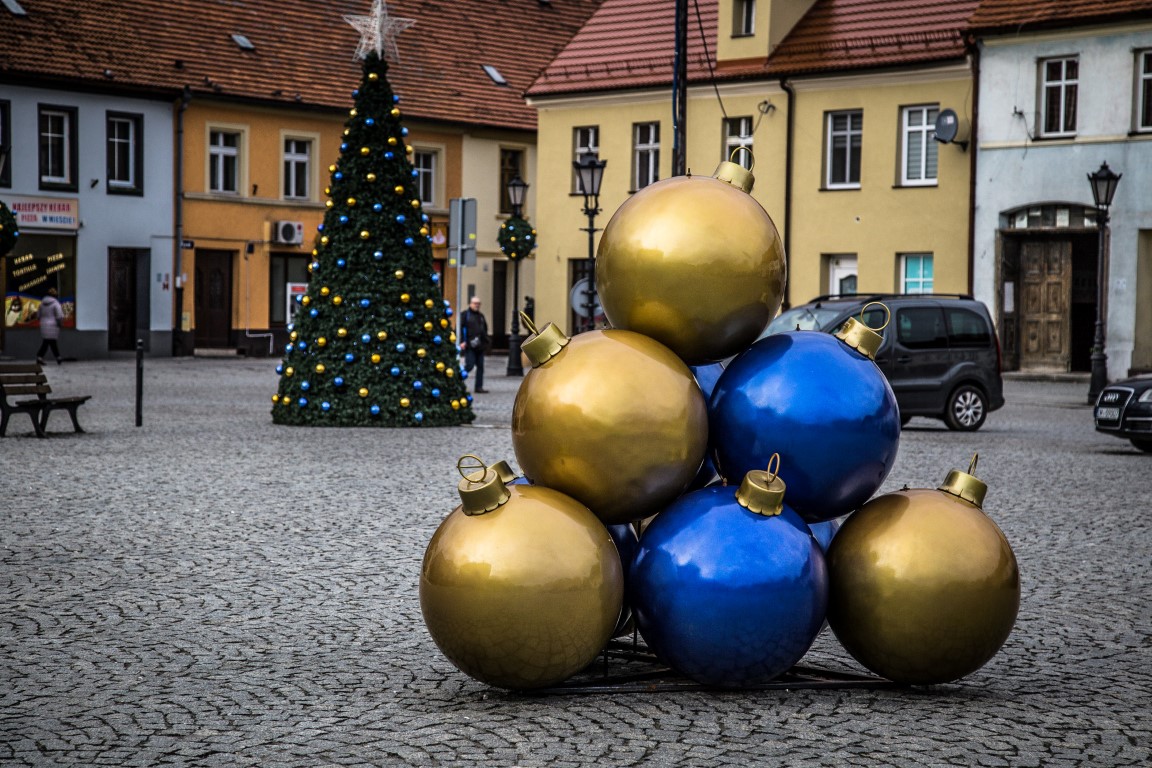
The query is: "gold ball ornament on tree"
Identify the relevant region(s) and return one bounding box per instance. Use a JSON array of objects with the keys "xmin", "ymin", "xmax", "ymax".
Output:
[
  {"xmin": 595, "ymin": 156, "xmax": 786, "ymax": 364},
  {"xmin": 420, "ymin": 457, "xmax": 624, "ymax": 690},
  {"xmin": 511, "ymin": 319, "xmax": 709, "ymax": 525},
  {"xmin": 826, "ymin": 455, "xmax": 1020, "ymax": 685}
]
